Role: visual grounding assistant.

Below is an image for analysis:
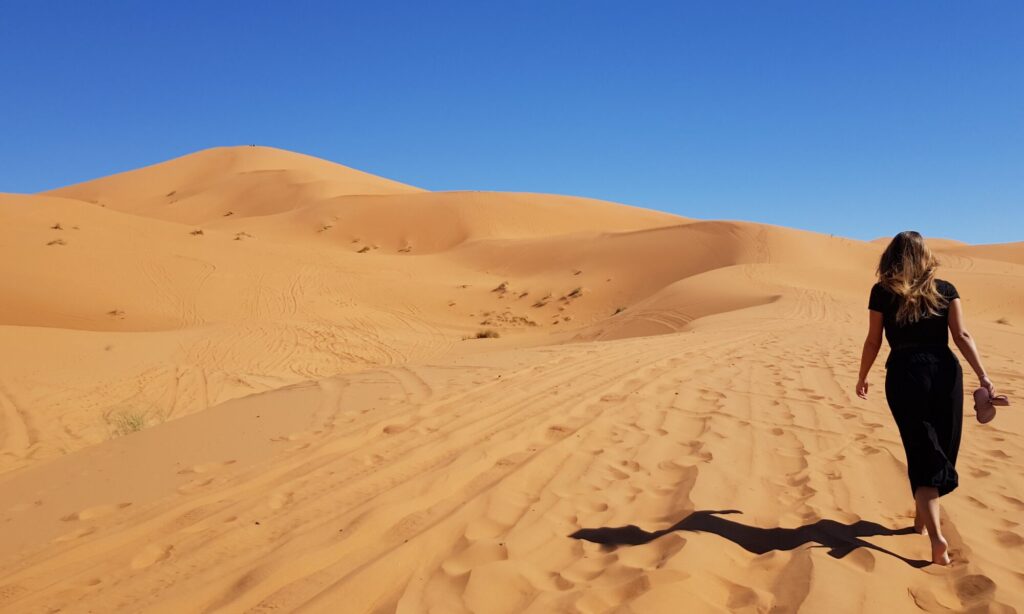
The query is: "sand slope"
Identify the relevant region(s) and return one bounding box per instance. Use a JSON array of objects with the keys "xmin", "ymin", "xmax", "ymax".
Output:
[{"xmin": 1, "ymin": 148, "xmax": 1023, "ymax": 612}]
